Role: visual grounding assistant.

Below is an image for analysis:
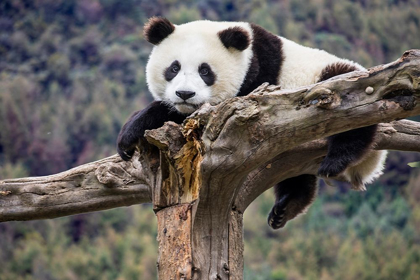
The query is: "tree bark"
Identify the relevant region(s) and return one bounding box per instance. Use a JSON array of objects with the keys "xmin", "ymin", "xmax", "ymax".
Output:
[
  {"xmin": 1, "ymin": 122, "xmax": 418, "ymax": 223},
  {"xmin": 0, "ymin": 155, "xmax": 152, "ymax": 221},
  {"xmin": 1, "ymin": 50, "xmax": 420, "ymax": 279}
]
